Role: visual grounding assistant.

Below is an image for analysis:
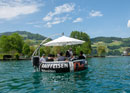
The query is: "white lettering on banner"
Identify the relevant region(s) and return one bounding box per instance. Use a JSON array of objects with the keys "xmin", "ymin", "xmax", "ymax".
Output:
[{"xmin": 41, "ymin": 63, "xmax": 68, "ymax": 69}]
